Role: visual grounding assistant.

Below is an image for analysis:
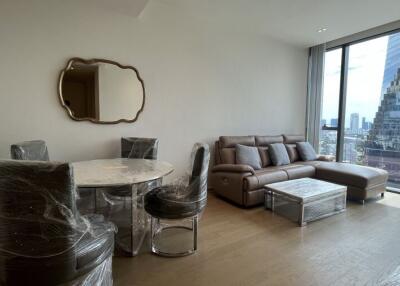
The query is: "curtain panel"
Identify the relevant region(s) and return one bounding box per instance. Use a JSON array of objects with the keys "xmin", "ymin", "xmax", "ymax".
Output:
[{"xmin": 306, "ymin": 44, "xmax": 326, "ymax": 150}]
